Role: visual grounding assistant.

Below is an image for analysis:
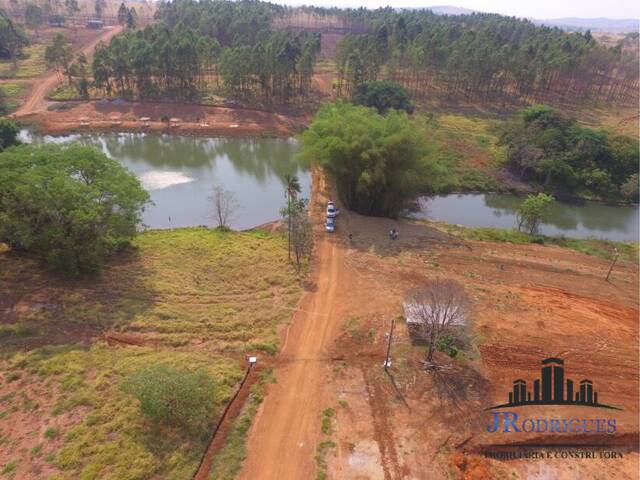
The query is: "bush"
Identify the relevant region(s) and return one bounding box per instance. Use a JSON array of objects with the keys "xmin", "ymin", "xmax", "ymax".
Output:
[
  {"xmin": 122, "ymin": 364, "xmax": 218, "ymax": 436},
  {"xmin": 621, "ymin": 174, "xmax": 639, "ymax": 203},
  {"xmin": 299, "ymin": 102, "xmax": 435, "ymax": 217},
  {"xmin": 0, "ymin": 144, "xmax": 149, "ymax": 275},
  {"xmin": 352, "ymin": 81, "xmax": 414, "ymax": 114},
  {"xmin": 516, "ymin": 193, "xmax": 555, "ymax": 235},
  {"xmin": 0, "ymin": 118, "xmax": 20, "ymax": 150}
]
